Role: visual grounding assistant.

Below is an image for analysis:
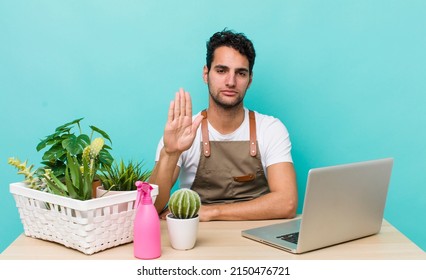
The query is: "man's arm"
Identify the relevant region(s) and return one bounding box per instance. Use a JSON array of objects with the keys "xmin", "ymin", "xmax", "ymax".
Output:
[
  {"xmin": 149, "ymin": 148, "xmax": 181, "ymax": 213},
  {"xmin": 149, "ymin": 88, "xmax": 203, "ymax": 213},
  {"xmin": 198, "ymin": 162, "xmax": 297, "ymax": 221}
]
